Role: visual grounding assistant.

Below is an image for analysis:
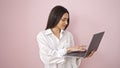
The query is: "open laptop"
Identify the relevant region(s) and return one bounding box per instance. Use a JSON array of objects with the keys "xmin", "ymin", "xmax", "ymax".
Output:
[{"xmin": 65, "ymin": 31, "xmax": 105, "ymax": 58}]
